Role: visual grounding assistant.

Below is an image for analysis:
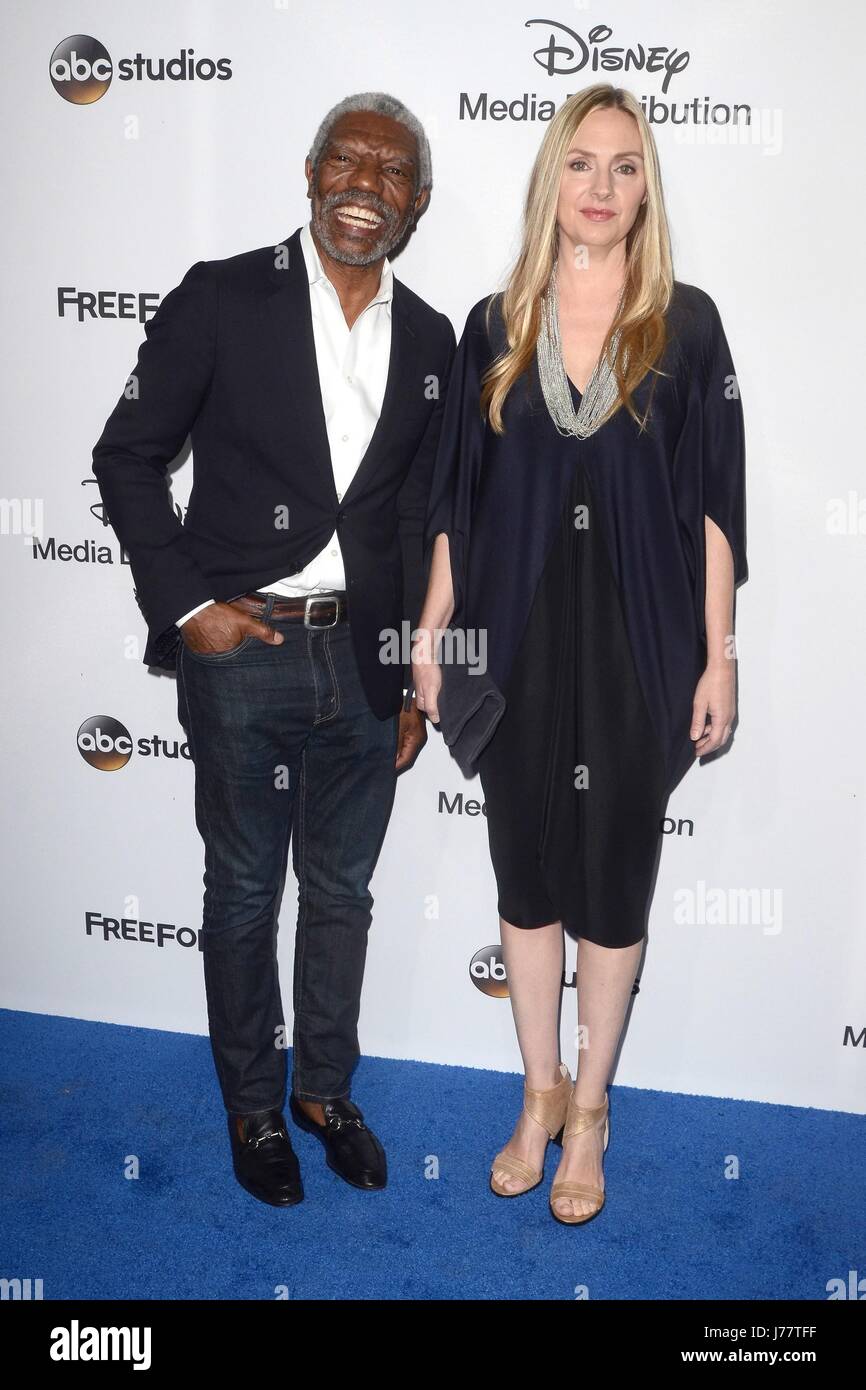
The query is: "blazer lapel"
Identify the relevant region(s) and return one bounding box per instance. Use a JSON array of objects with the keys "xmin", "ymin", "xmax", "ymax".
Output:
[
  {"xmin": 341, "ymin": 283, "xmax": 417, "ymax": 506},
  {"xmin": 263, "ymin": 228, "xmax": 337, "ymax": 506},
  {"xmin": 262, "ymin": 231, "xmax": 417, "ymax": 507}
]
